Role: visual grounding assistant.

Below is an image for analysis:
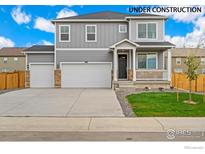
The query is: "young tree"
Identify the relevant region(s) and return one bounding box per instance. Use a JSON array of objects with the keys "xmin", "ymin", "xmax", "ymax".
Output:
[{"xmin": 184, "ymin": 56, "xmax": 200, "ymax": 103}]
